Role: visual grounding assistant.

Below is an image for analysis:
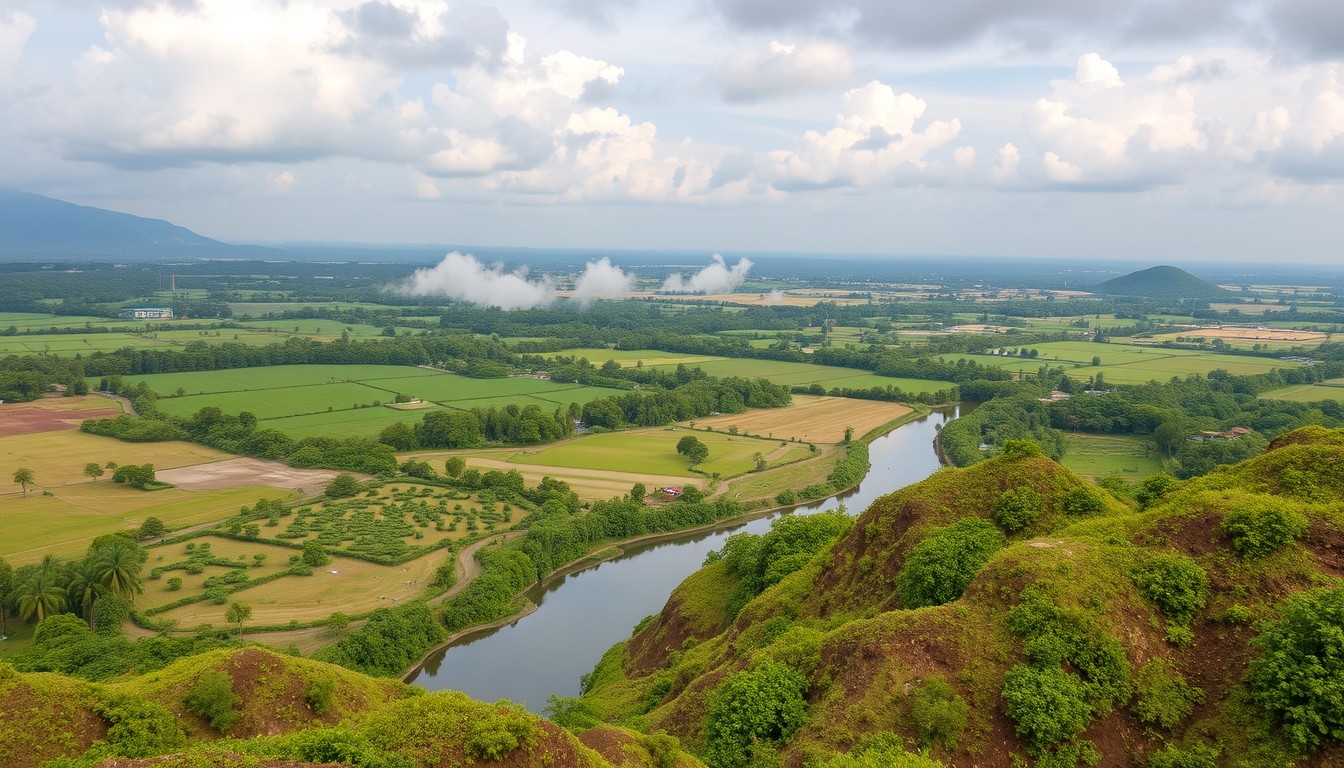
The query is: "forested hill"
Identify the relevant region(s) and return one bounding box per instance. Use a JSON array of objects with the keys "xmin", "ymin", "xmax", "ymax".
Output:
[
  {"xmin": 574, "ymin": 427, "xmax": 1344, "ymax": 768},
  {"xmin": 0, "ymin": 190, "xmax": 273, "ymax": 258},
  {"xmin": 1094, "ymin": 265, "xmax": 1229, "ymax": 300}
]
